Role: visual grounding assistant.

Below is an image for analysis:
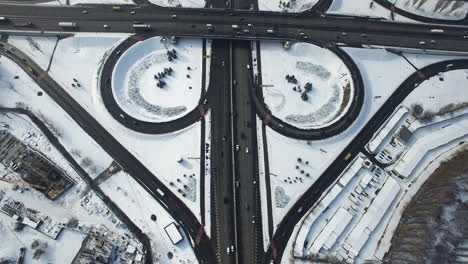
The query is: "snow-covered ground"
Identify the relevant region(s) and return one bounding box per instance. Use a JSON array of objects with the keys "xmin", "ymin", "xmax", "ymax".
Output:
[
  {"xmin": 257, "ymin": 45, "xmax": 468, "ymax": 242},
  {"xmin": 7, "ymin": 36, "xmax": 58, "ymax": 70},
  {"xmin": 277, "ymin": 57, "xmax": 468, "ymax": 263},
  {"xmin": 327, "ymin": 0, "xmax": 415, "ymax": 22},
  {"xmin": 7, "ymin": 33, "xmax": 208, "ymax": 221},
  {"xmin": 258, "ymin": 0, "xmax": 318, "ymax": 12},
  {"xmin": 328, "ymin": 0, "xmax": 468, "ymax": 21},
  {"xmin": 390, "ymin": 0, "xmax": 468, "ymax": 20},
  {"xmin": 101, "ymin": 171, "xmax": 197, "ymax": 263},
  {"xmin": 0, "ymin": 56, "xmax": 113, "ymax": 179},
  {"xmin": 148, "ymin": 0, "xmax": 205, "ymax": 8},
  {"xmin": 259, "ymin": 41, "xmax": 354, "ymax": 129},
  {"xmin": 113, "ymin": 37, "xmax": 204, "ymax": 122}
]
